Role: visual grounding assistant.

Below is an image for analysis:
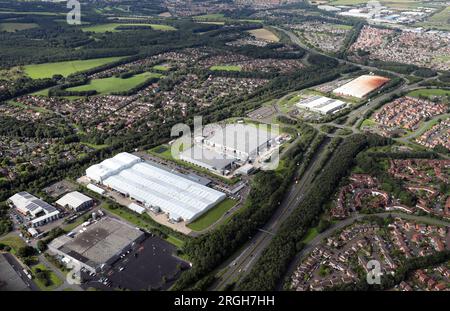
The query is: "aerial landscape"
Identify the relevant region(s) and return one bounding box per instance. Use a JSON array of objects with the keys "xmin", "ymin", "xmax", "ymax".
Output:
[{"xmin": 0, "ymin": 0, "xmax": 449, "ymax": 301}]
